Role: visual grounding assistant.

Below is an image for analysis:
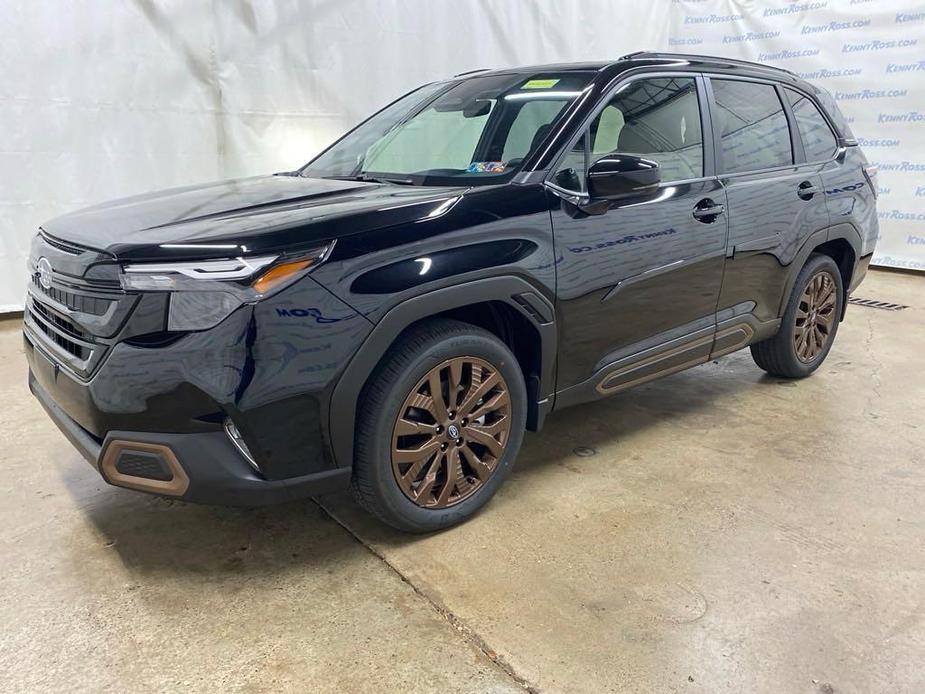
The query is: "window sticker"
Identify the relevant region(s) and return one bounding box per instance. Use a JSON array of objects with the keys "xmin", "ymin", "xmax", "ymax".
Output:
[
  {"xmin": 522, "ymin": 78, "xmax": 560, "ymax": 89},
  {"xmin": 466, "ymin": 161, "xmax": 507, "ymax": 173}
]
